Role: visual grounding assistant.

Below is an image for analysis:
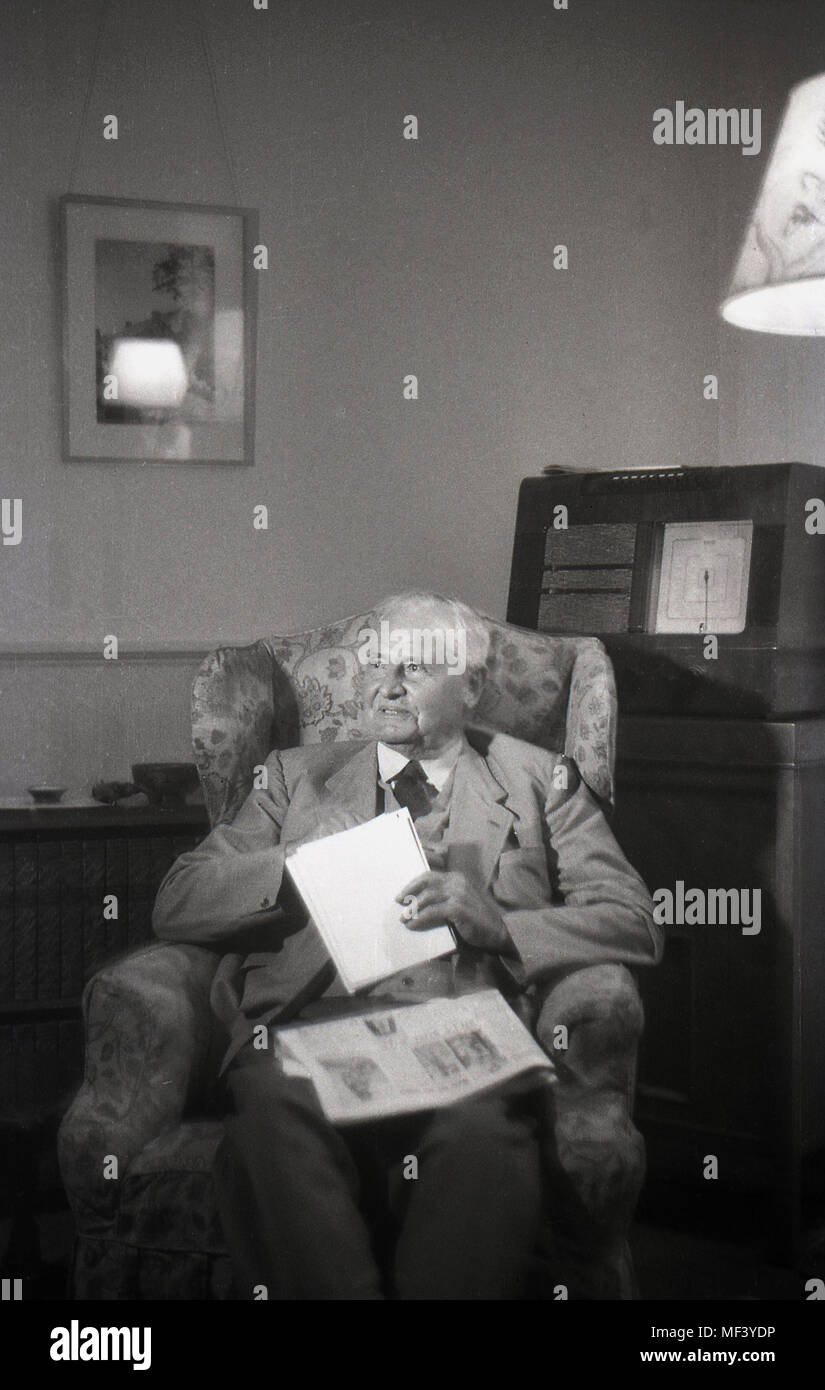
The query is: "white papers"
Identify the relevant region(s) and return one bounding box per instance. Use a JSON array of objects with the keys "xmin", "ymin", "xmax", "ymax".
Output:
[
  {"xmin": 276, "ymin": 989, "xmax": 555, "ymax": 1124},
  {"xmin": 285, "ymin": 807, "xmax": 455, "ymax": 992}
]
